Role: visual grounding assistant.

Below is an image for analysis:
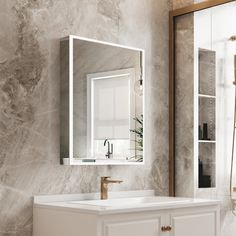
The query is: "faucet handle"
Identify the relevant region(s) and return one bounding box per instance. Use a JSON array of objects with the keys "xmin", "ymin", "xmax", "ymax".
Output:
[{"xmin": 101, "ymin": 176, "xmax": 111, "ymax": 181}]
